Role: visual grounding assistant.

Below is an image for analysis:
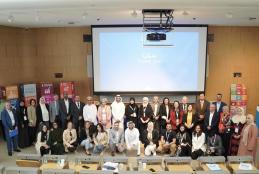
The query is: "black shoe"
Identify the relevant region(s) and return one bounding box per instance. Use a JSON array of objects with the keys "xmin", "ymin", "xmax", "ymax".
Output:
[
  {"xmin": 8, "ymin": 152, "xmax": 12, "ymax": 156},
  {"xmin": 14, "ymin": 149, "xmax": 21, "ymax": 152}
]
